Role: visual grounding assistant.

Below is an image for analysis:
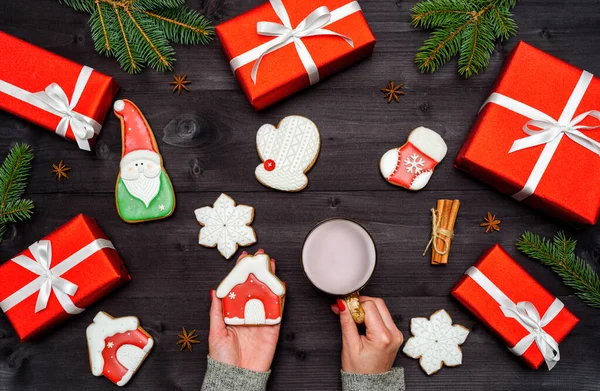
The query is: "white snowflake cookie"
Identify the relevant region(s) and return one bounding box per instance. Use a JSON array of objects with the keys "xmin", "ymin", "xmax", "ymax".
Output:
[
  {"xmin": 255, "ymin": 115, "xmax": 321, "ymax": 192},
  {"xmin": 379, "ymin": 127, "xmax": 447, "ymax": 191},
  {"xmin": 194, "ymin": 193, "xmax": 257, "ymax": 259},
  {"xmin": 402, "ymin": 309, "xmax": 469, "ymax": 375}
]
